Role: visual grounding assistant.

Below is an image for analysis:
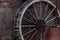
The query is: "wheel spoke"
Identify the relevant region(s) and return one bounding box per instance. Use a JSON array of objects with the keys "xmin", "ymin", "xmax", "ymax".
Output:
[
  {"xmin": 44, "ymin": 4, "xmax": 49, "ymax": 19},
  {"xmin": 37, "ymin": 32, "xmax": 43, "ymax": 40},
  {"xmin": 27, "ymin": 9, "xmax": 37, "ymax": 22},
  {"xmin": 46, "ymin": 24, "xmax": 56, "ymax": 27},
  {"xmin": 24, "ymin": 17, "xmax": 36, "ymax": 24},
  {"xmin": 33, "ymin": 5, "xmax": 39, "ymax": 19},
  {"xmin": 29, "ymin": 30, "xmax": 37, "ymax": 40},
  {"xmin": 23, "ymin": 28, "xmax": 36, "ymax": 36},
  {"xmin": 57, "ymin": 25, "xmax": 60, "ymax": 27},
  {"xmin": 46, "ymin": 17, "xmax": 56, "ymax": 23},
  {"xmin": 26, "ymin": 12, "xmax": 36, "ymax": 24},
  {"xmin": 39, "ymin": 2, "xmax": 43, "ymax": 19},
  {"xmin": 23, "ymin": 28, "xmax": 31, "ymax": 34},
  {"xmin": 45, "ymin": 8, "xmax": 55, "ymax": 21},
  {"xmin": 21, "ymin": 25, "xmax": 35, "ymax": 27},
  {"xmin": 40, "ymin": 33, "xmax": 43, "ymax": 40},
  {"xmin": 45, "ymin": 4, "xmax": 49, "ymax": 14}
]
